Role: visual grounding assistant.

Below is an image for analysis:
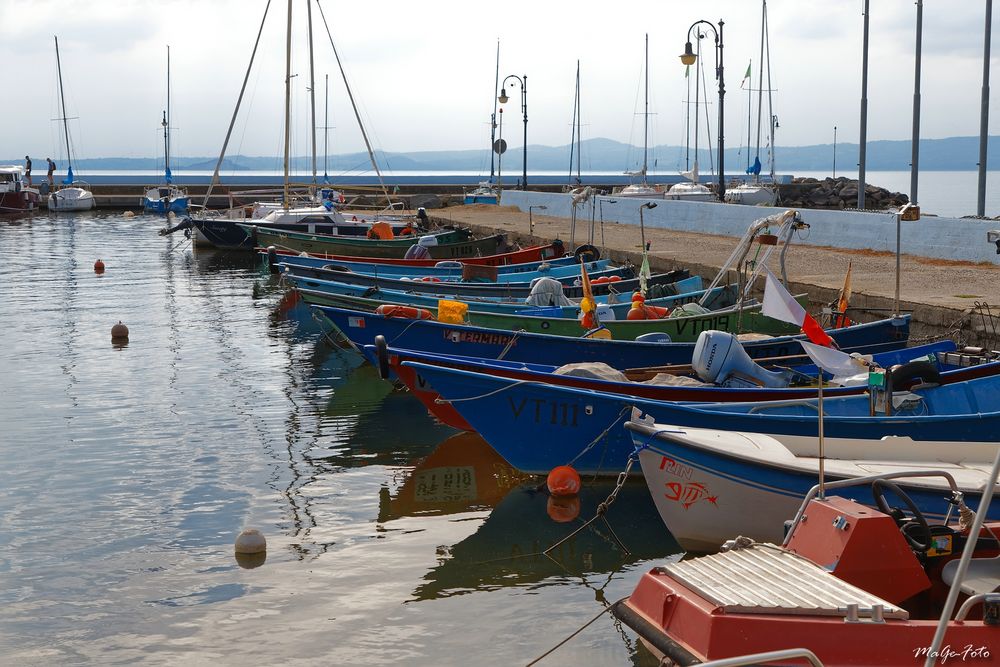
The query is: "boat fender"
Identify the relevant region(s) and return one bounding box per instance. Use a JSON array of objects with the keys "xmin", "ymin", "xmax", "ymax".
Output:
[
  {"xmin": 573, "ymin": 244, "xmax": 601, "ymax": 263},
  {"xmin": 266, "ymin": 246, "xmax": 279, "ymax": 274},
  {"xmin": 374, "ymin": 304, "xmax": 434, "ymax": 320},
  {"xmin": 886, "ymin": 360, "xmax": 941, "ymax": 391},
  {"xmin": 374, "ymin": 335, "xmax": 390, "ymax": 380}
]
